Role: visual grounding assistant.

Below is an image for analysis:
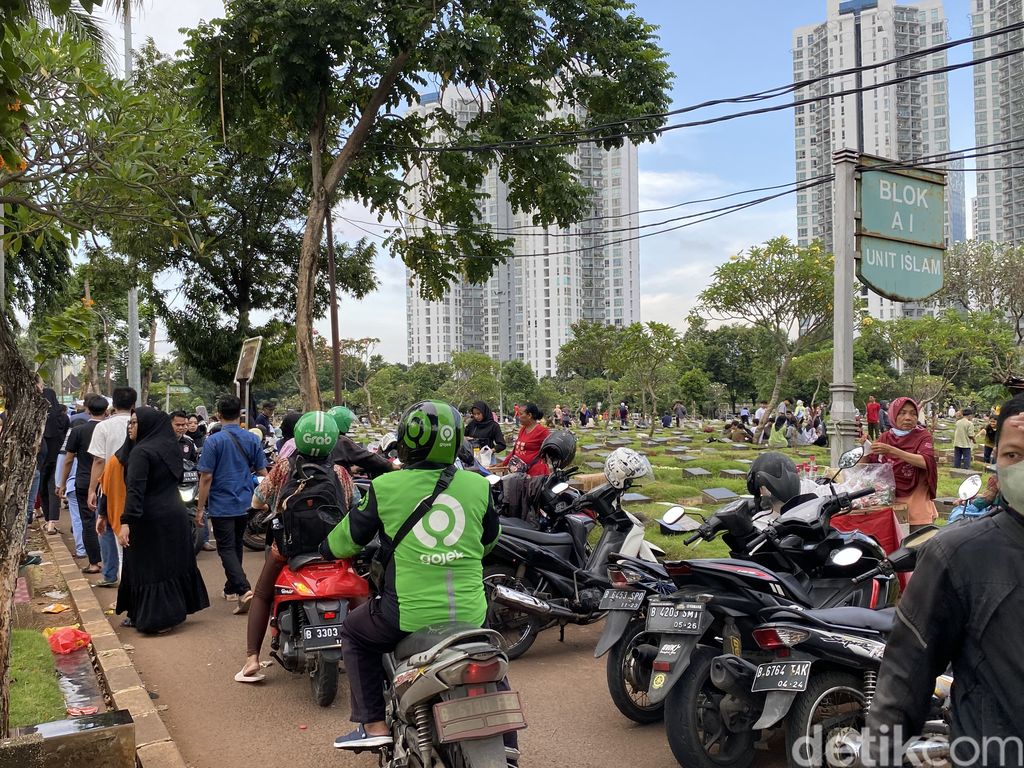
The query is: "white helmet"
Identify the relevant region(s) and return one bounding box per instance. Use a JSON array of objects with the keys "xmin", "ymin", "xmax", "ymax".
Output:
[{"xmin": 604, "ymin": 447, "xmax": 652, "ymax": 489}]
